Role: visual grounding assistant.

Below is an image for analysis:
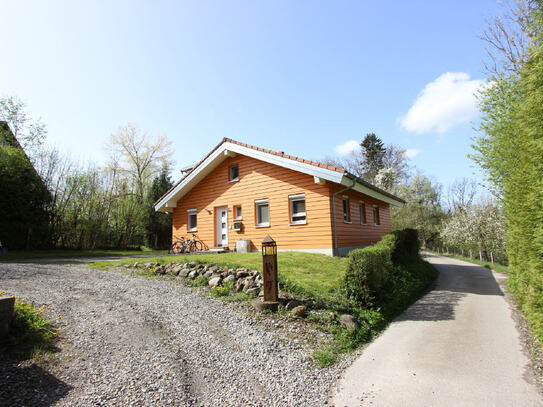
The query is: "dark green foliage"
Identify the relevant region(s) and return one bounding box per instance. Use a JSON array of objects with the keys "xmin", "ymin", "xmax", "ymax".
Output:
[
  {"xmin": 360, "ymin": 133, "xmax": 386, "ymax": 181},
  {"xmin": 343, "ymin": 229, "xmax": 436, "ymax": 315},
  {"xmin": 144, "ymin": 169, "xmax": 173, "ymax": 249},
  {"xmin": 0, "ymin": 132, "xmax": 51, "ymax": 249}
]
